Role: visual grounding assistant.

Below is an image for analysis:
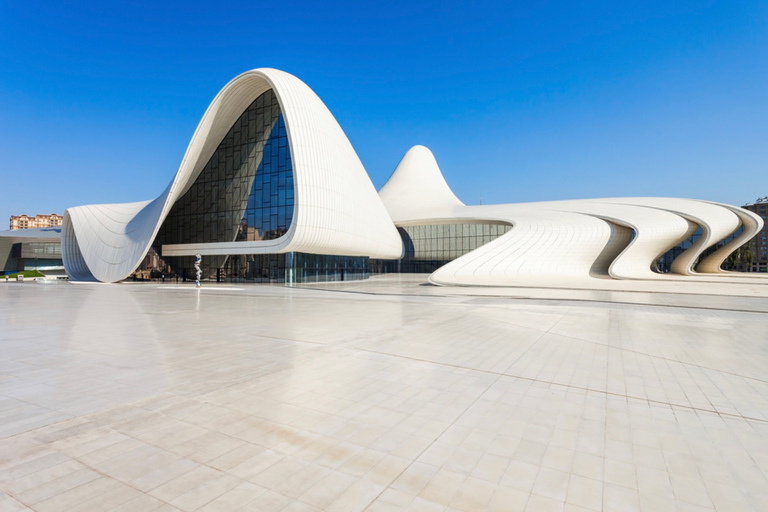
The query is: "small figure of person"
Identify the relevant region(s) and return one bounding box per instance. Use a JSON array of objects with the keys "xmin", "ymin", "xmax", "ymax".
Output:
[{"xmin": 162, "ymin": 274, "xmax": 165, "ymax": 283}]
